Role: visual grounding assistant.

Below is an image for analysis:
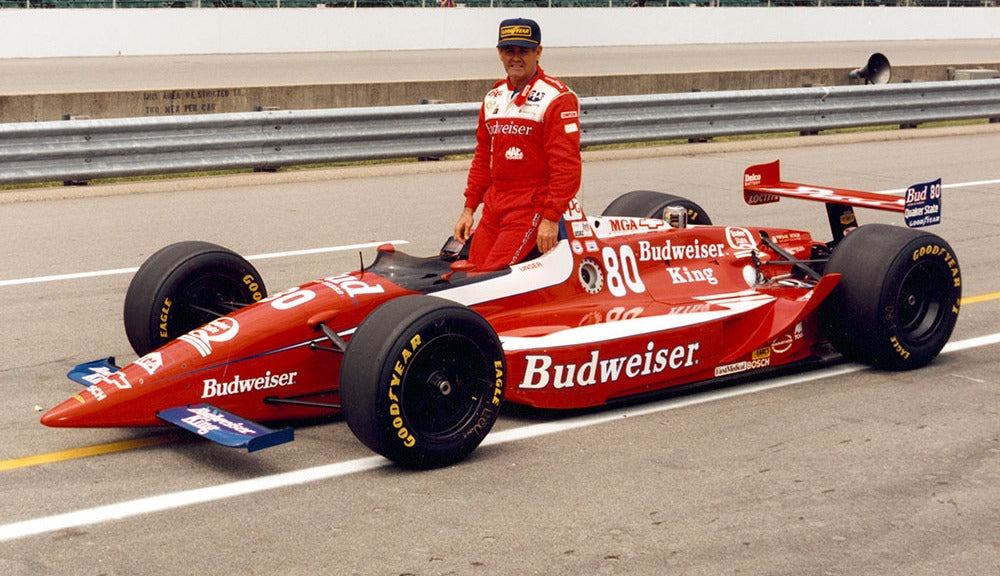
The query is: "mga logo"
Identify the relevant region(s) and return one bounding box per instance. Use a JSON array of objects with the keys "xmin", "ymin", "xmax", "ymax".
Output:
[
  {"xmin": 179, "ymin": 317, "xmax": 239, "ymax": 358},
  {"xmin": 607, "ymin": 218, "xmax": 666, "ymax": 233}
]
